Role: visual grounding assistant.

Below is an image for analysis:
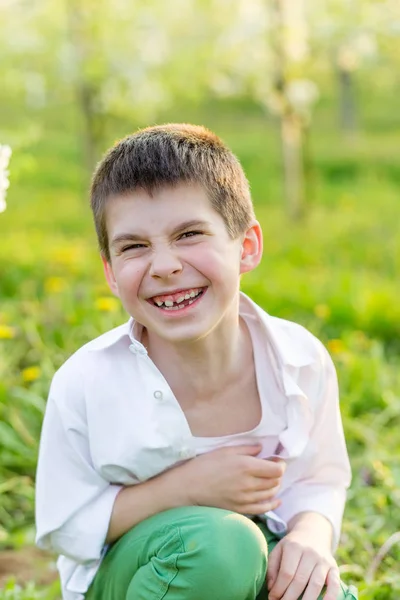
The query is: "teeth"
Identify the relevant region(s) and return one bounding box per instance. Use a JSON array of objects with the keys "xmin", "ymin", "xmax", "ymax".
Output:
[{"xmin": 152, "ymin": 288, "xmax": 203, "ymax": 309}]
